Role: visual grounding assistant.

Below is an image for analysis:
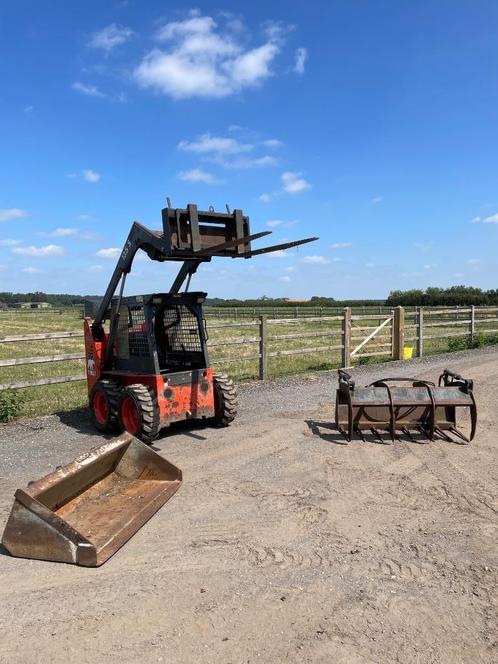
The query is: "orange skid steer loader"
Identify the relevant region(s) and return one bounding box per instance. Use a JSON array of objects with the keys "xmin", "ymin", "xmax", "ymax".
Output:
[
  {"xmin": 2, "ymin": 201, "xmax": 317, "ymax": 566},
  {"xmin": 84, "ymin": 201, "xmax": 317, "ymax": 444}
]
